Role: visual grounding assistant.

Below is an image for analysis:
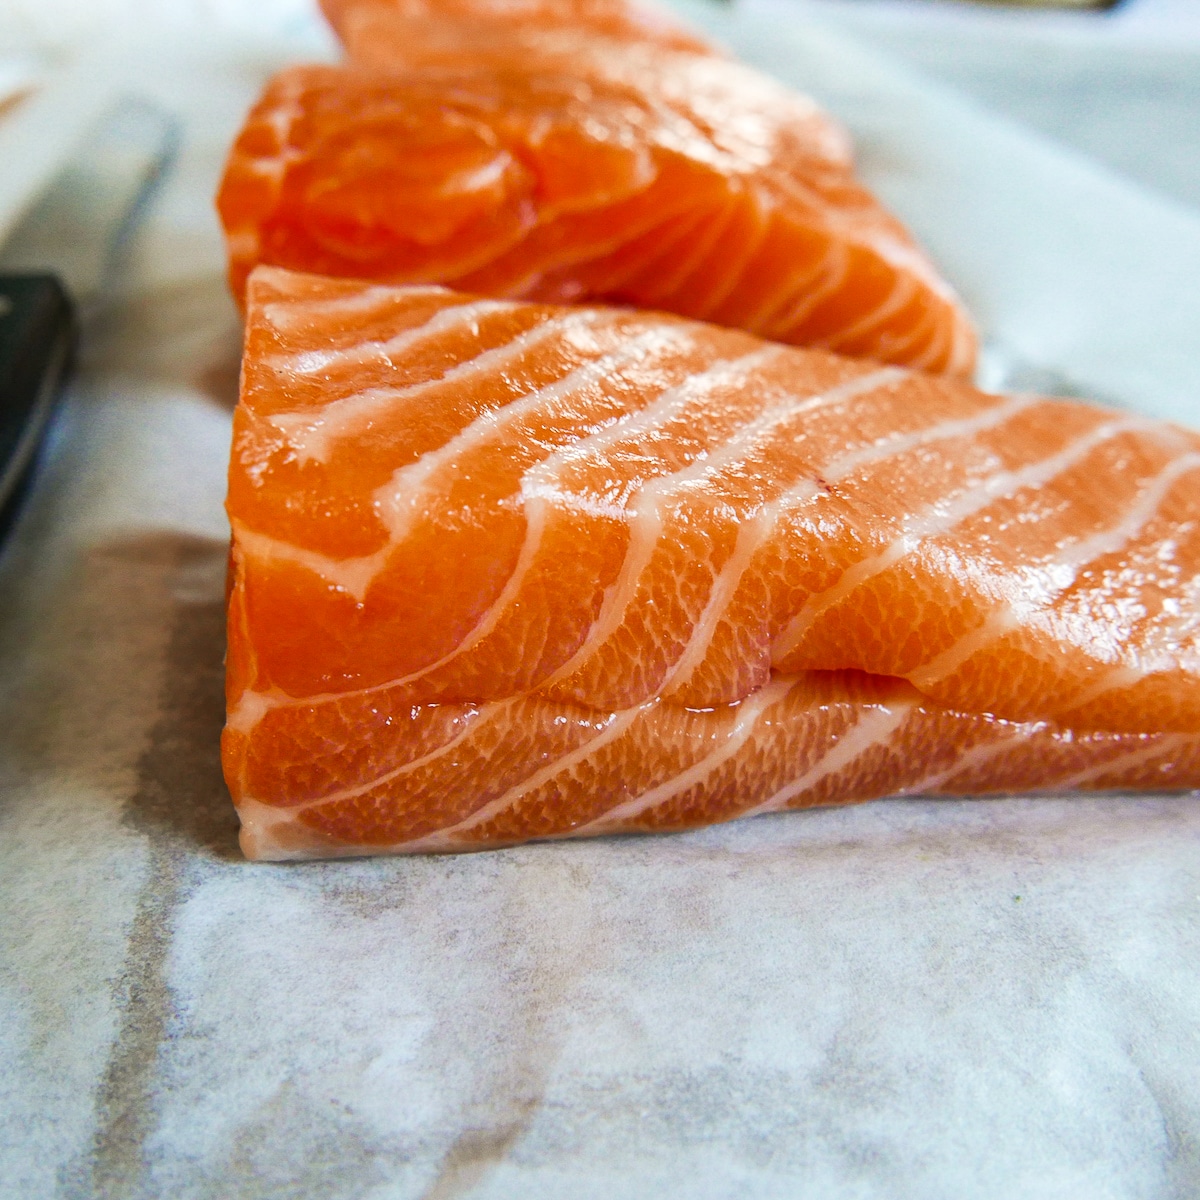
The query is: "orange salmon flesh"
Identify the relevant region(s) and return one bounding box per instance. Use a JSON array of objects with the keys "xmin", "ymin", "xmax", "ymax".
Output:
[
  {"xmin": 217, "ymin": 52, "xmax": 976, "ymax": 376},
  {"xmin": 224, "ymin": 267, "xmax": 1200, "ymax": 859},
  {"xmin": 320, "ymin": 0, "xmax": 720, "ymax": 58}
]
